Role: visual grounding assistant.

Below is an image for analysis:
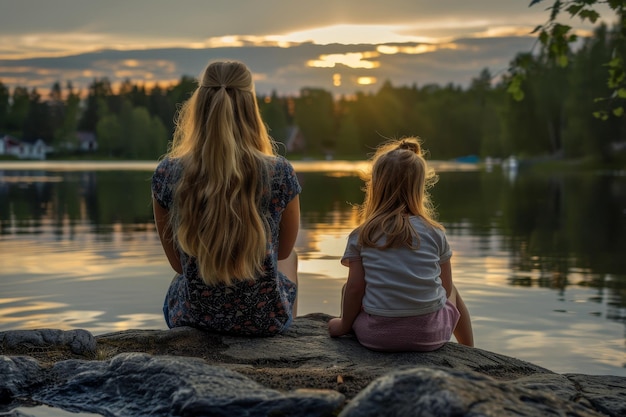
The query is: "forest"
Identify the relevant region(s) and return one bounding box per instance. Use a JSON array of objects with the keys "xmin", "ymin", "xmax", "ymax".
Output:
[{"xmin": 0, "ymin": 23, "xmax": 624, "ymax": 165}]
